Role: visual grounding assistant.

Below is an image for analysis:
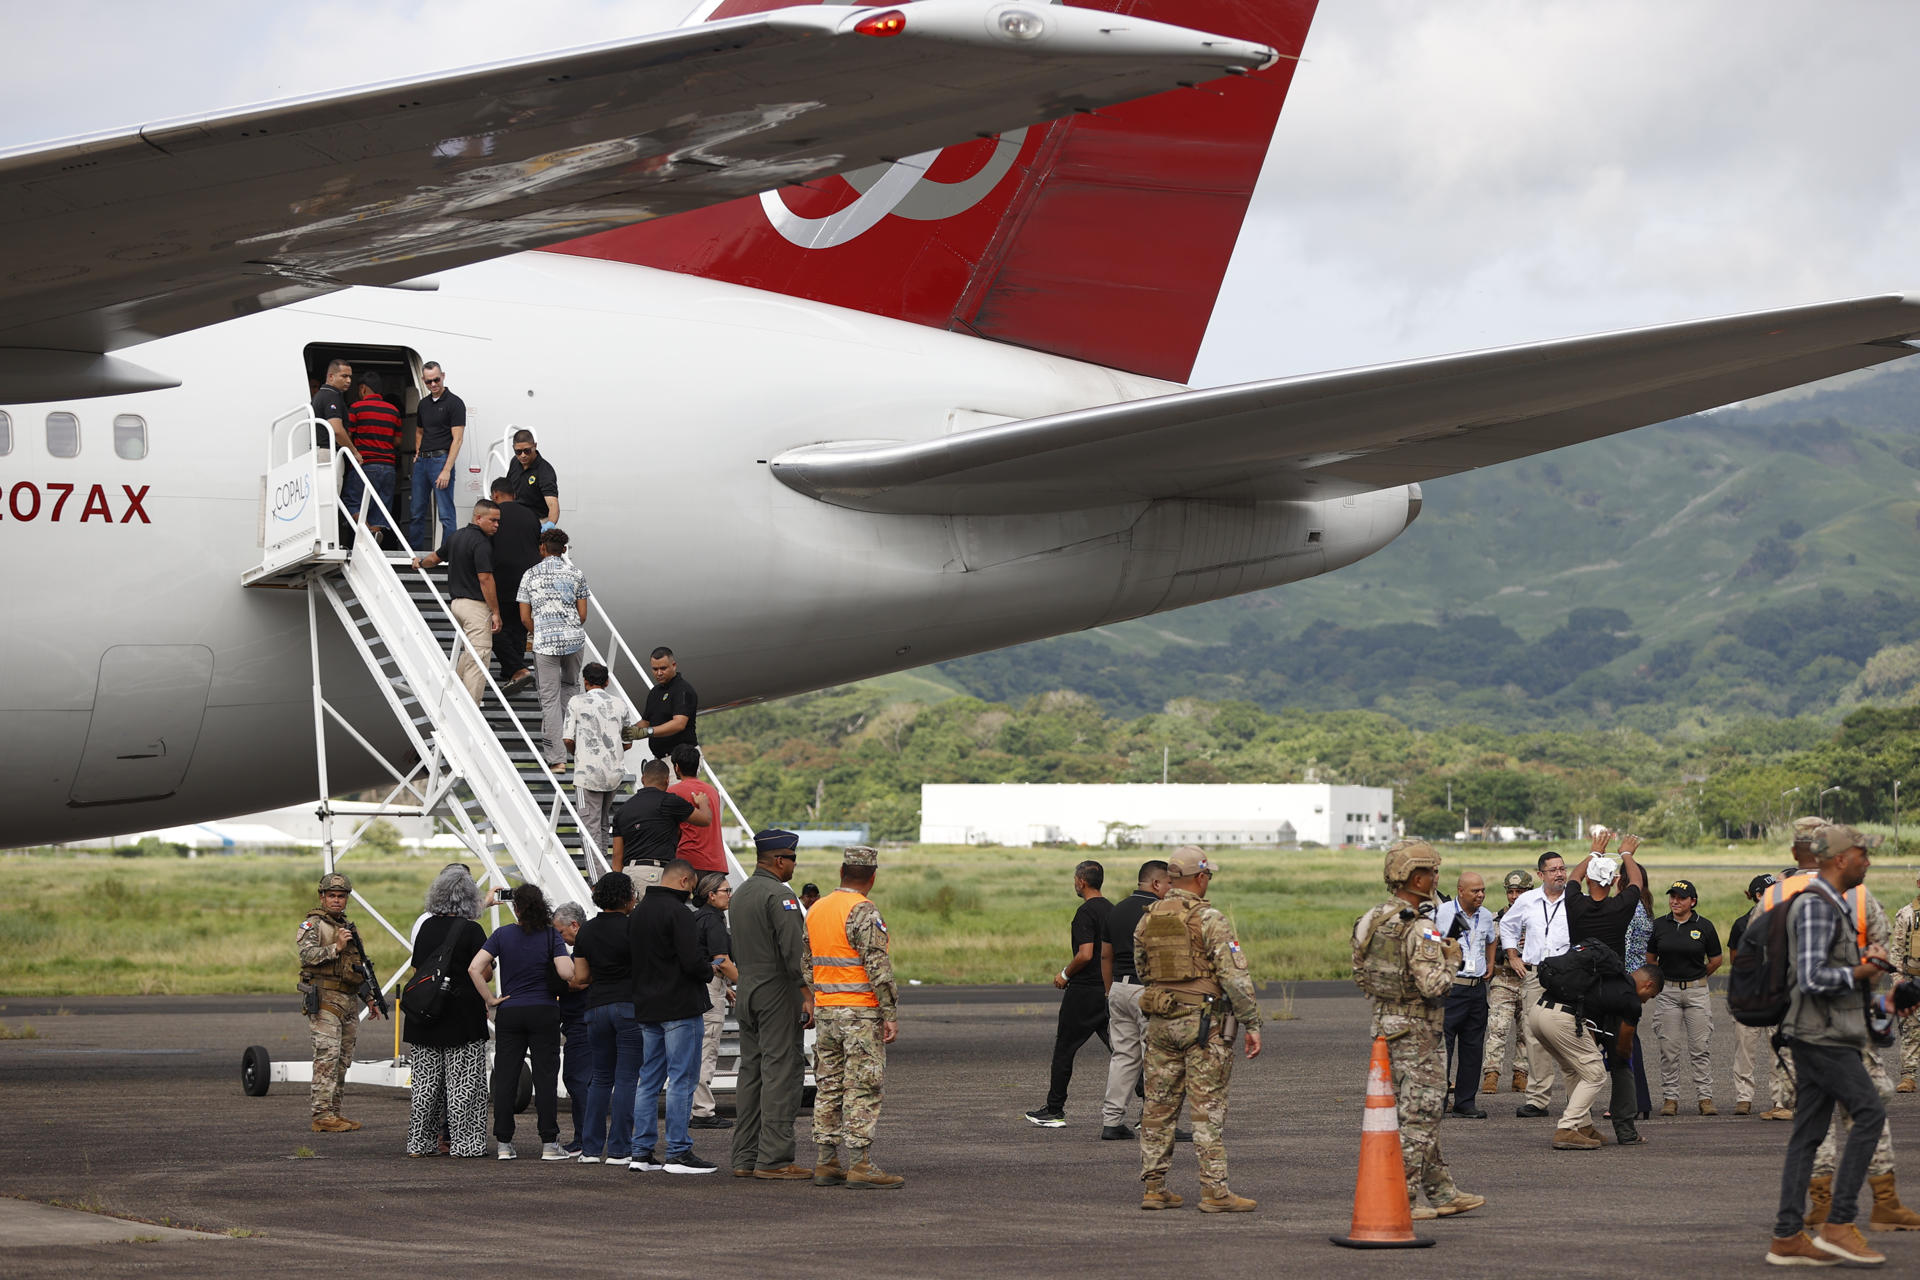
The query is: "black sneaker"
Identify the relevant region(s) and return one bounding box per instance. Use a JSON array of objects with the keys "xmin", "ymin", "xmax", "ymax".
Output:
[
  {"xmin": 1450, "ymin": 1106, "xmax": 1488, "ymax": 1119},
  {"xmin": 688, "ymin": 1115, "xmax": 734, "ymax": 1130},
  {"xmin": 1024, "ymin": 1107, "xmax": 1066, "ymax": 1128},
  {"xmin": 665, "ymin": 1150, "xmax": 718, "ymax": 1175},
  {"xmin": 1515, "ymin": 1104, "xmax": 1550, "ymax": 1118},
  {"xmin": 1100, "ymin": 1124, "xmax": 1134, "ymax": 1140}
]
